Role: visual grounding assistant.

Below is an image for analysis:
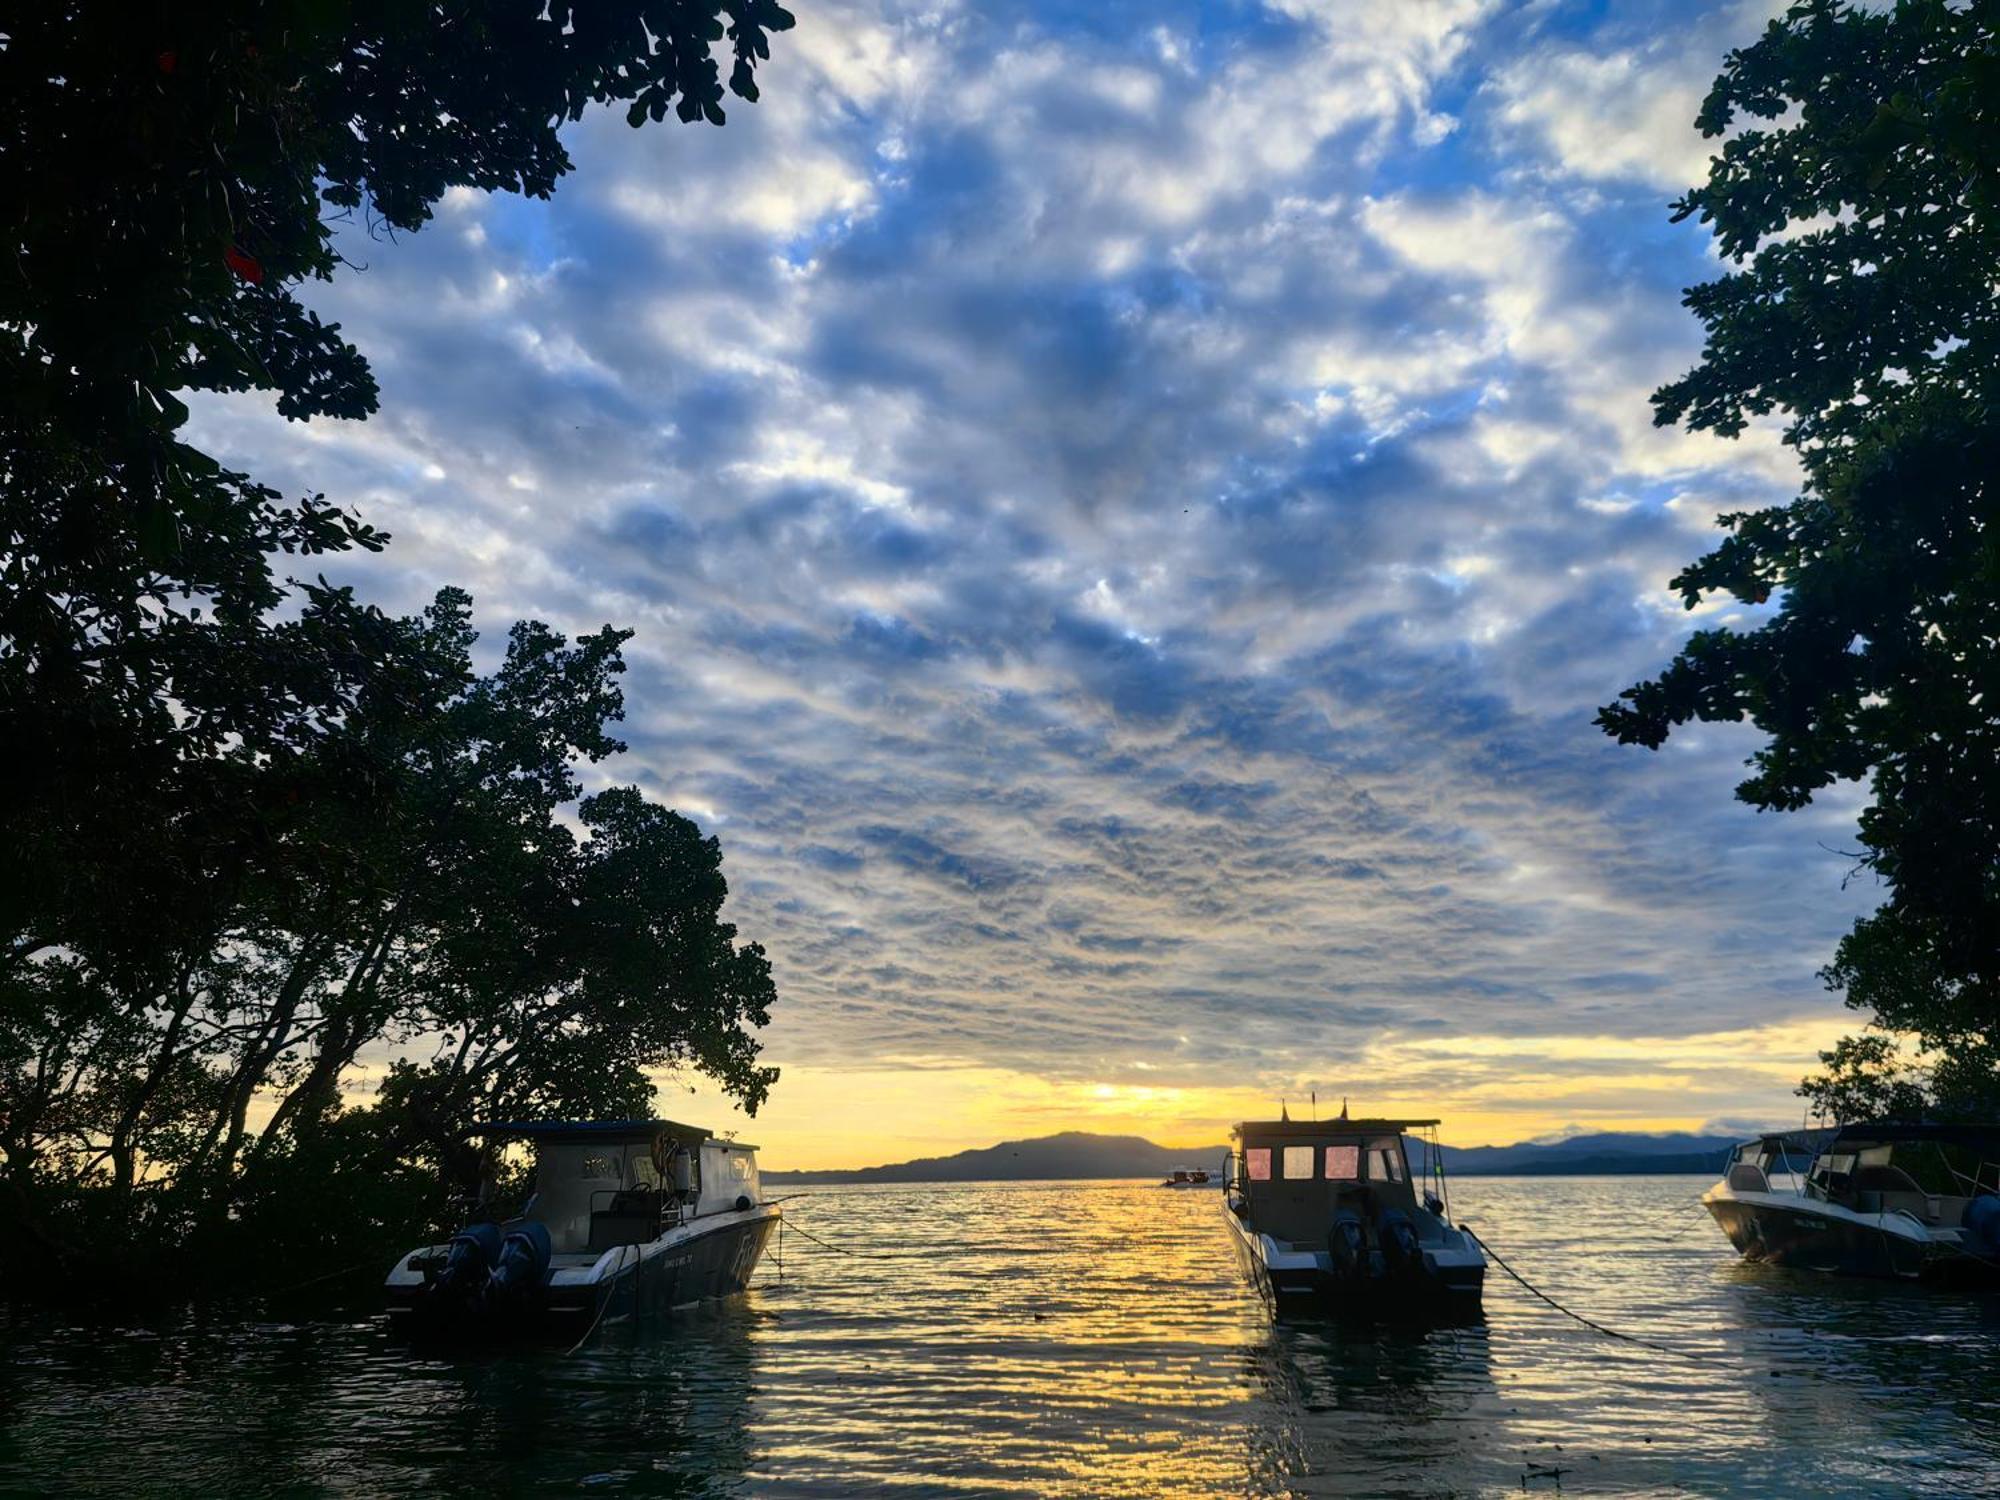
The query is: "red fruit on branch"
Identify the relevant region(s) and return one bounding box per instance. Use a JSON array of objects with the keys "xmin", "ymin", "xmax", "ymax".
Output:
[
  {"xmin": 224, "ymin": 245, "xmax": 264, "ymax": 284},
  {"xmin": 157, "ymin": 50, "xmax": 177, "ymax": 73}
]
